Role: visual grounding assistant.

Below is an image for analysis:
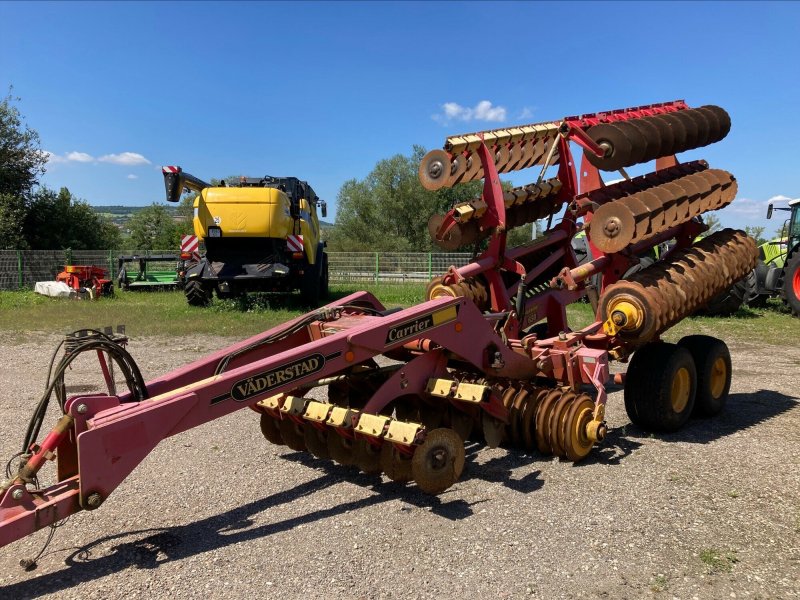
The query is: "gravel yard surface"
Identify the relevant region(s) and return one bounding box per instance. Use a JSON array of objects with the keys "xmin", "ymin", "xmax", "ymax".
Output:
[{"xmin": 0, "ymin": 333, "xmax": 798, "ymax": 600}]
